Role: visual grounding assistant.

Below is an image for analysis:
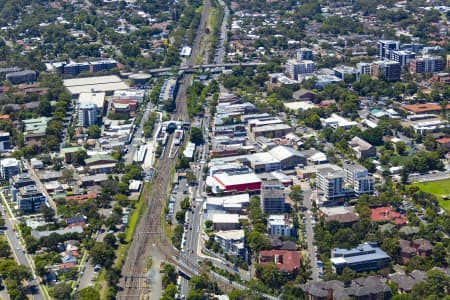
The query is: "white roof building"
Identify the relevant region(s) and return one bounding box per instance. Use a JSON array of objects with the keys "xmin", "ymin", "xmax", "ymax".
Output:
[
  {"xmin": 78, "ymin": 92, "xmax": 106, "ymax": 109},
  {"xmin": 323, "ymin": 113, "xmax": 357, "ymax": 130}
]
